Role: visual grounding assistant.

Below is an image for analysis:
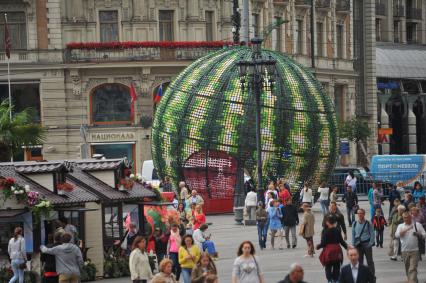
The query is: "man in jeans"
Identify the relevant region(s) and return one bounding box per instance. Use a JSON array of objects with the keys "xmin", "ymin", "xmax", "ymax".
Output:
[
  {"xmin": 342, "ymin": 186, "xmax": 358, "ymax": 227},
  {"xmin": 41, "ymin": 232, "xmax": 84, "ymax": 283},
  {"xmin": 395, "ymin": 212, "xmax": 426, "ymax": 283},
  {"xmin": 282, "ymin": 198, "xmax": 299, "ymax": 248},
  {"xmin": 352, "ymin": 208, "xmax": 376, "ymax": 277}
]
